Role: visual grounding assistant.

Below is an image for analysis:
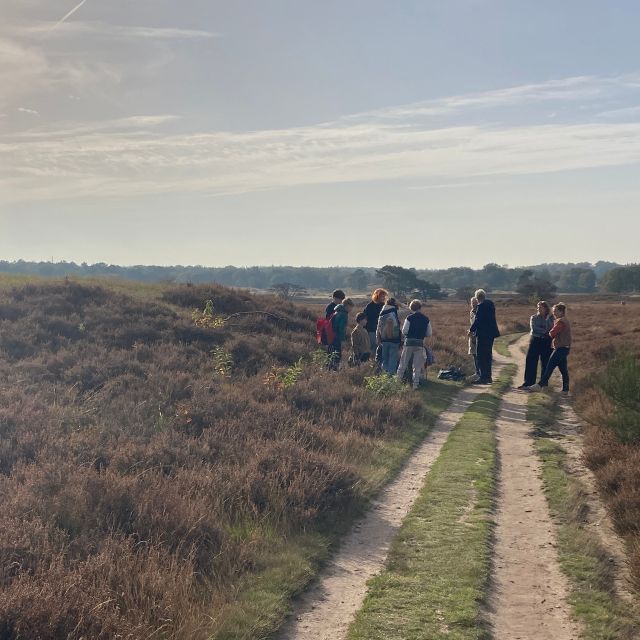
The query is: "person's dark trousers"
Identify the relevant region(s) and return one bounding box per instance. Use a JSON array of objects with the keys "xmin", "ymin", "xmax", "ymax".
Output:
[
  {"xmin": 539, "ymin": 347, "xmax": 570, "ymax": 391},
  {"xmin": 523, "ymin": 337, "xmax": 552, "ymax": 386},
  {"xmin": 476, "ymin": 336, "xmax": 494, "ymax": 382},
  {"xmin": 328, "ymin": 342, "xmax": 342, "ymax": 371}
]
